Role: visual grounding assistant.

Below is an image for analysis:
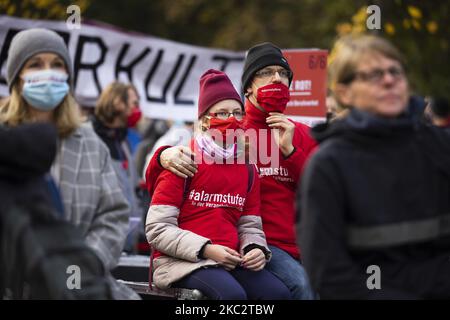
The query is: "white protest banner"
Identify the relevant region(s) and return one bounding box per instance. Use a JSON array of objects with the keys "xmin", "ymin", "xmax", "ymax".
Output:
[
  {"xmin": 0, "ymin": 15, "xmax": 245, "ymax": 121},
  {"xmin": 0, "ymin": 15, "xmax": 326, "ymax": 124}
]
